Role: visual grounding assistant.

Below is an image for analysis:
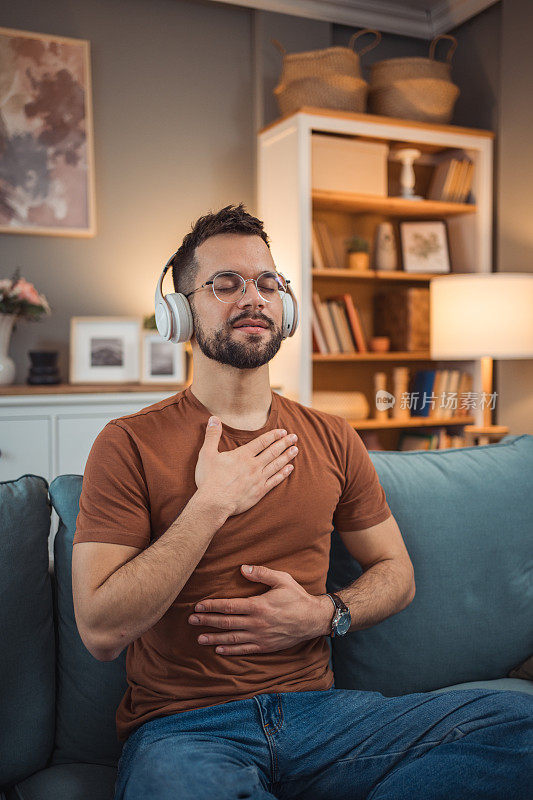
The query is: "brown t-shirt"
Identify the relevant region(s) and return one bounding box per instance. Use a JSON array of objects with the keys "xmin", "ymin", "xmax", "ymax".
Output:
[{"xmin": 73, "ymin": 385, "xmax": 392, "ymax": 742}]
